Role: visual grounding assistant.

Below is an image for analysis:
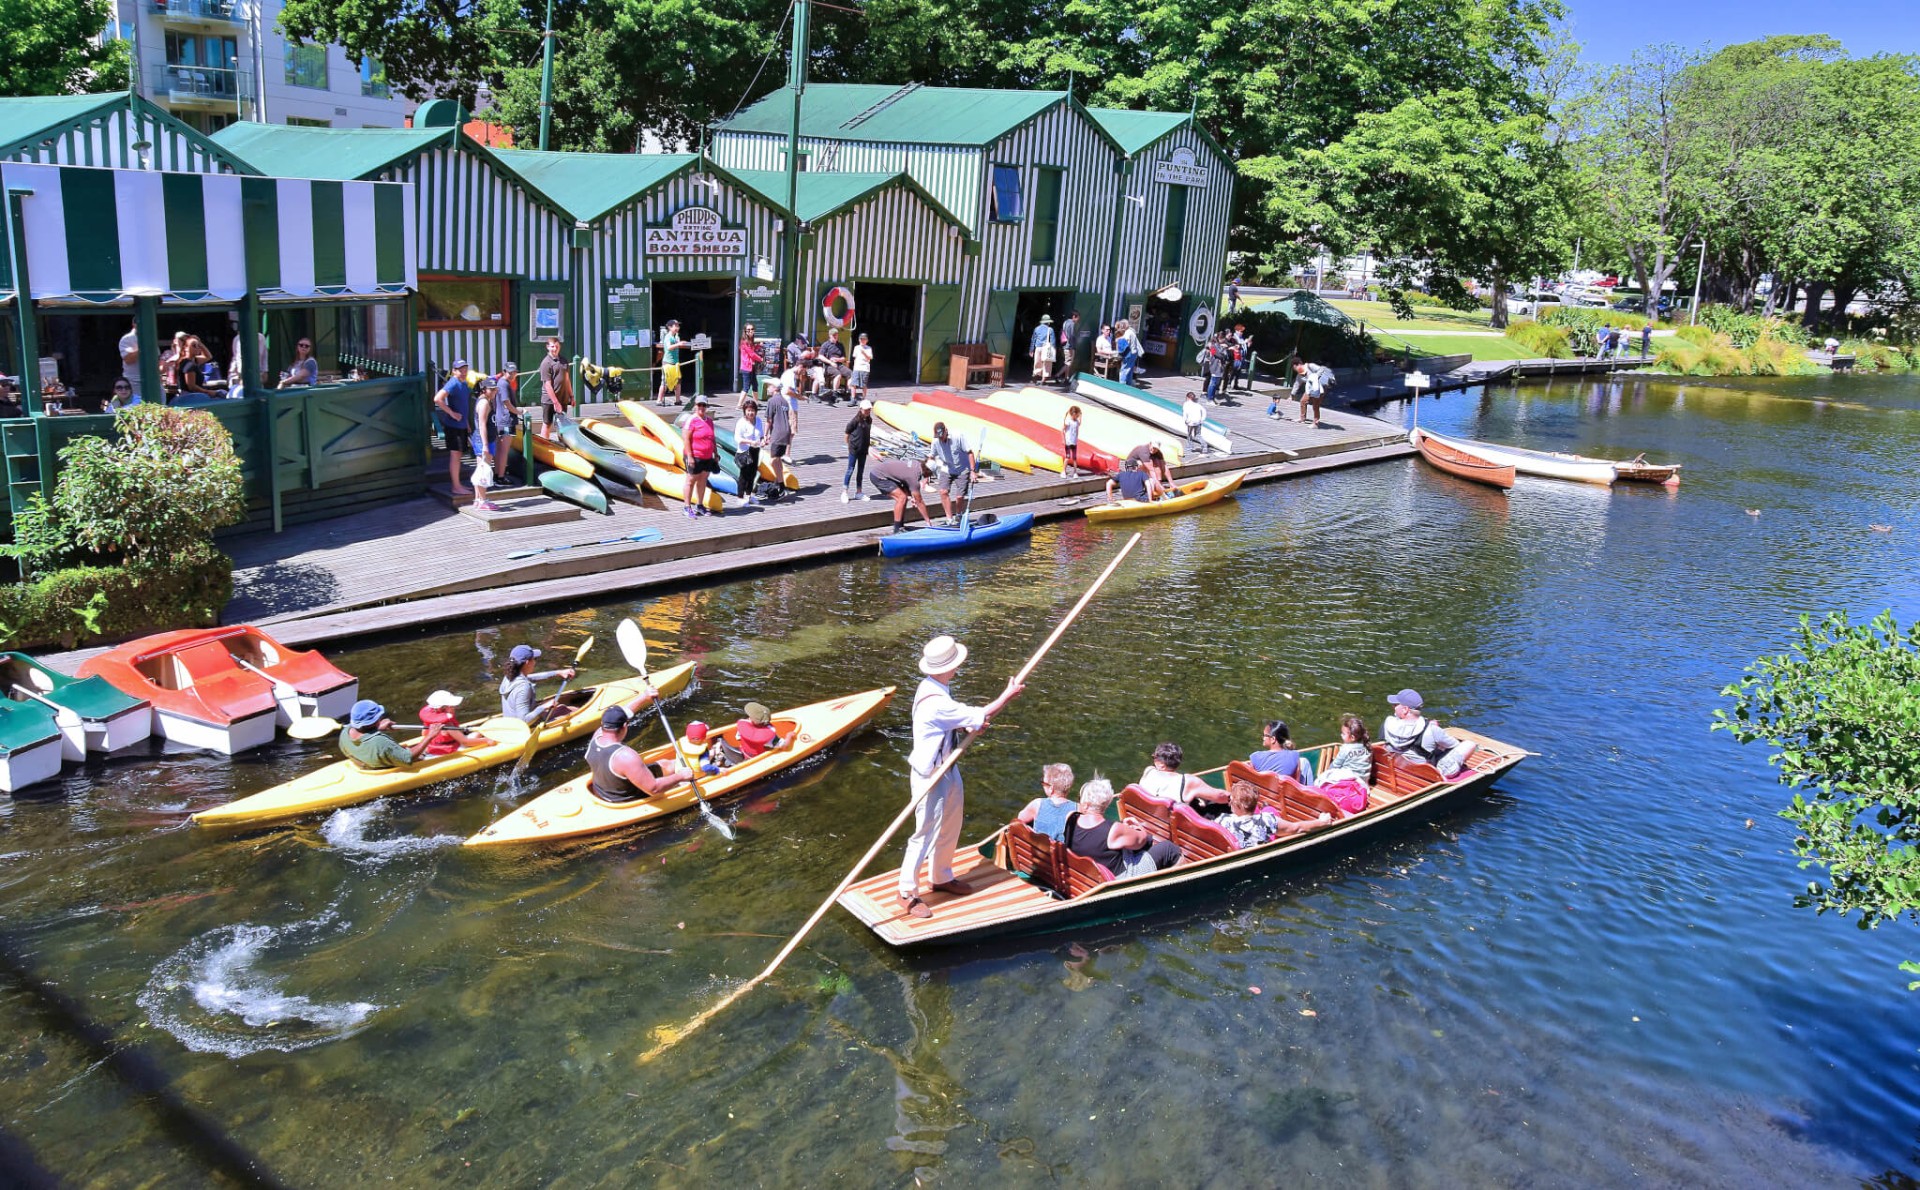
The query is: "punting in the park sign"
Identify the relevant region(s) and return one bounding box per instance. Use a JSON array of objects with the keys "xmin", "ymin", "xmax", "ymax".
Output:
[
  {"xmin": 1152, "ymin": 146, "xmax": 1208, "ymax": 187},
  {"xmin": 645, "ymin": 206, "xmax": 746, "ymax": 257}
]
